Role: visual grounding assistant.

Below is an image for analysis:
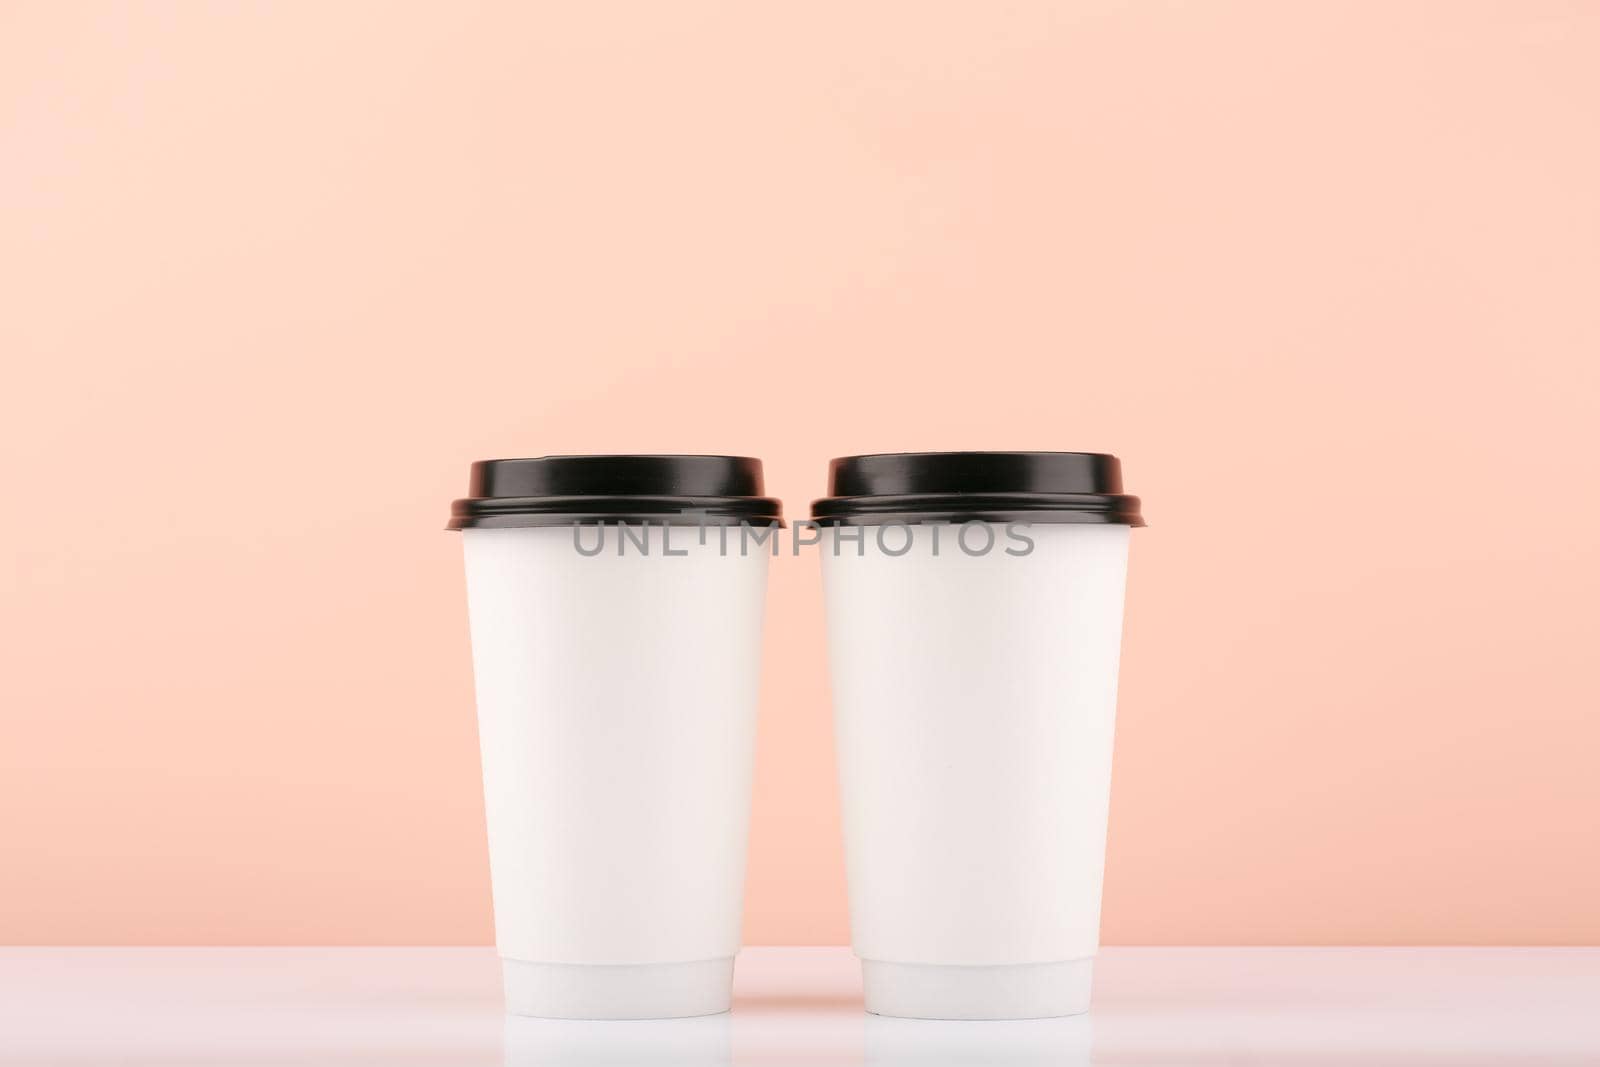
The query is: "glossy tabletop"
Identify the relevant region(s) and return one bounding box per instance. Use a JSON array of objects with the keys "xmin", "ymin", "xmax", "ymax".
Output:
[{"xmin": 2, "ymin": 946, "xmax": 1597, "ymax": 1065}]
